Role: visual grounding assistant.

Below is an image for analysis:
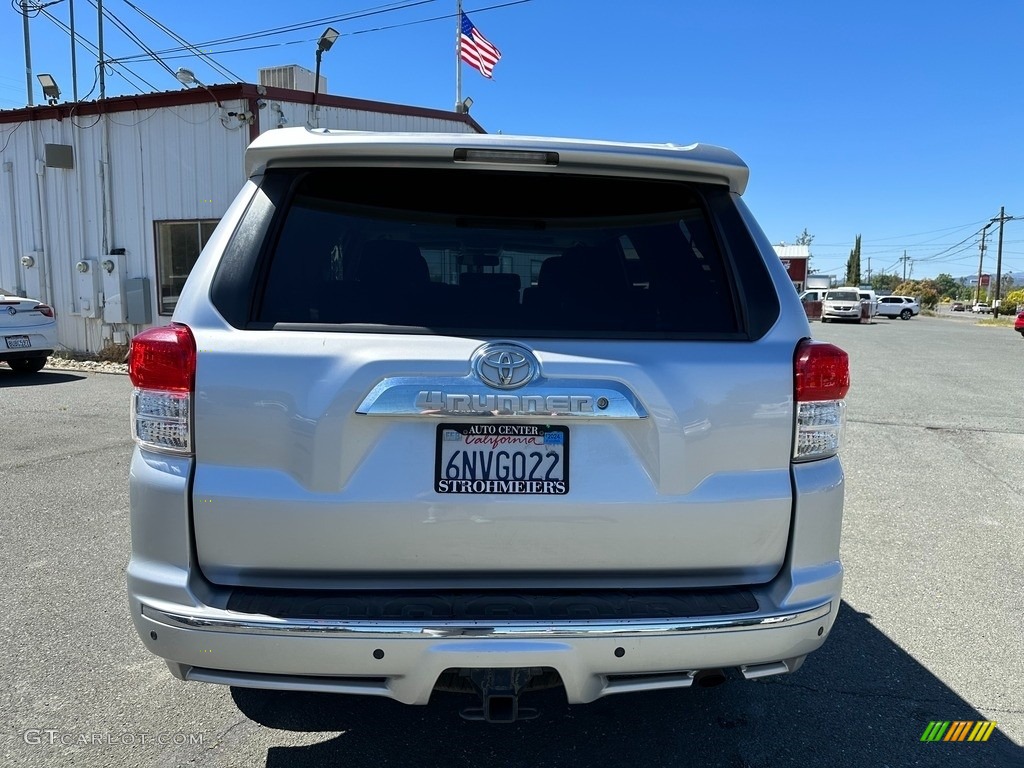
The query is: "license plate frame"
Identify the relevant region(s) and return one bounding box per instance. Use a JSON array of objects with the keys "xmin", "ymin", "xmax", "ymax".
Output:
[
  {"xmin": 4, "ymin": 335, "xmax": 30, "ymax": 349},
  {"xmin": 435, "ymin": 423, "xmax": 569, "ymax": 495}
]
